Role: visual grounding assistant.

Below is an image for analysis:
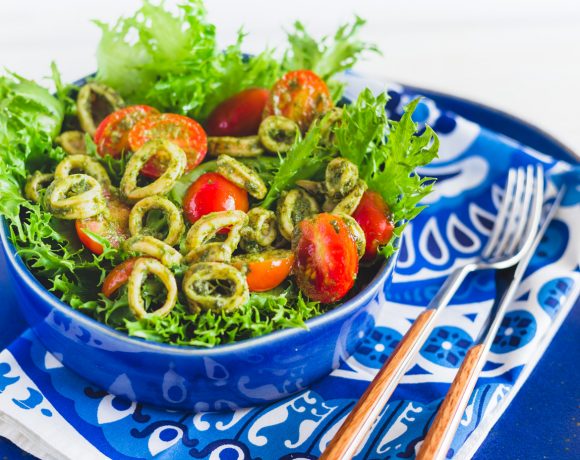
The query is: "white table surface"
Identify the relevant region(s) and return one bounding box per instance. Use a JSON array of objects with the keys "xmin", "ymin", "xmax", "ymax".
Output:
[{"xmin": 1, "ymin": 0, "xmax": 579, "ymax": 153}]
